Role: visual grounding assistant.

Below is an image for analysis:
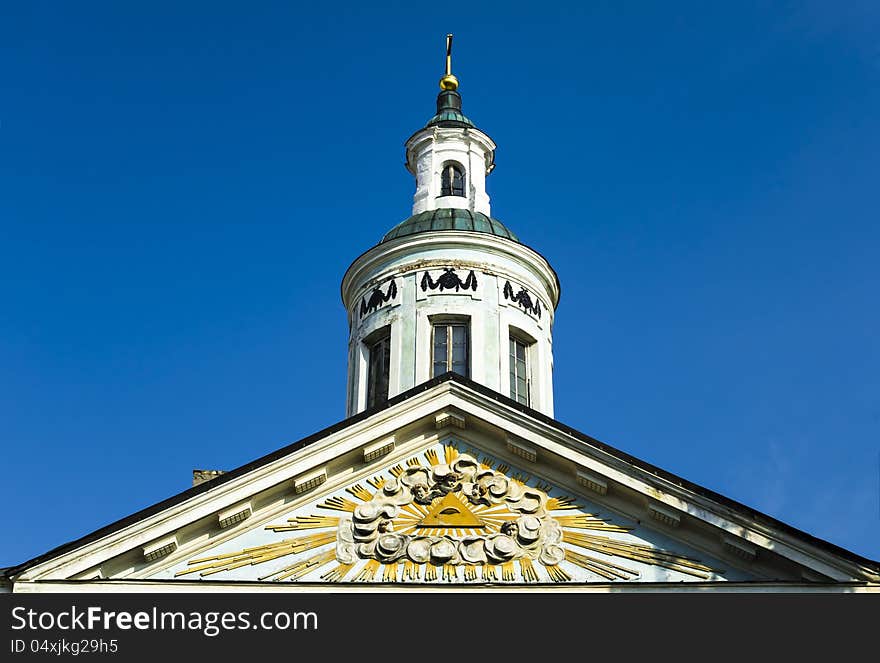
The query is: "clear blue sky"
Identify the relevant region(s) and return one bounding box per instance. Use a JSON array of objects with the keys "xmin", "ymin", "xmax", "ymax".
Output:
[{"xmin": 2, "ymin": 2, "xmax": 878, "ymax": 567}]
